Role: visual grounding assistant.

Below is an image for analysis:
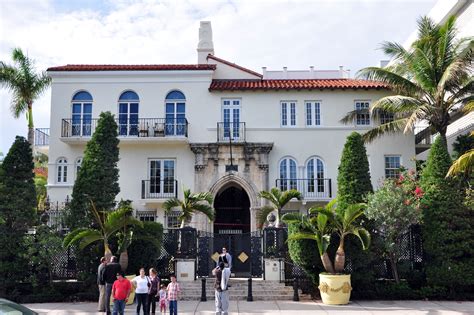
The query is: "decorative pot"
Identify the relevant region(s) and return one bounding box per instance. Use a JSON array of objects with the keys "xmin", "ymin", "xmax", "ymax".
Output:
[{"xmin": 318, "ymin": 273, "xmax": 352, "ymax": 305}]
